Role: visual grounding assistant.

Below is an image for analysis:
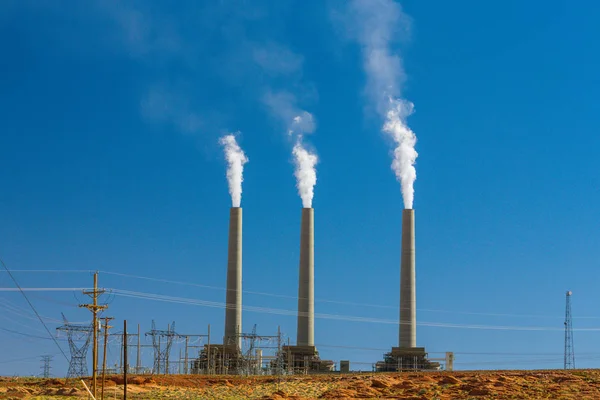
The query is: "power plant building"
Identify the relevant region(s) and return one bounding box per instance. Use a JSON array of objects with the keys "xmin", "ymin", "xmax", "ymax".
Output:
[
  {"xmin": 279, "ymin": 208, "xmax": 334, "ymax": 373},
  {"xmin": 377, "ymin": 209, "xmax": 440, "ymax": 371},
  {"xmin": 195, "ymin": 207, "xmax": 244, "ymax": 374}
]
